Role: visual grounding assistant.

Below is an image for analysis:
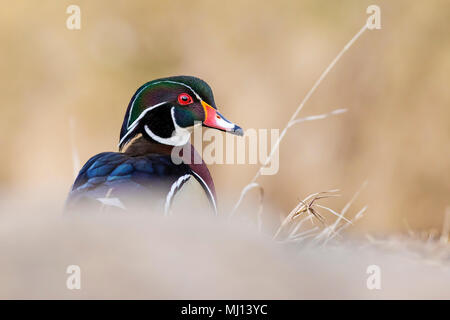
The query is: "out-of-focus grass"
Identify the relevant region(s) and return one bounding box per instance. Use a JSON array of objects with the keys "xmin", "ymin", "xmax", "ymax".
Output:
[{"xmin": 0, "ymin": 196, "xmax": 448, "ymax": 299}]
